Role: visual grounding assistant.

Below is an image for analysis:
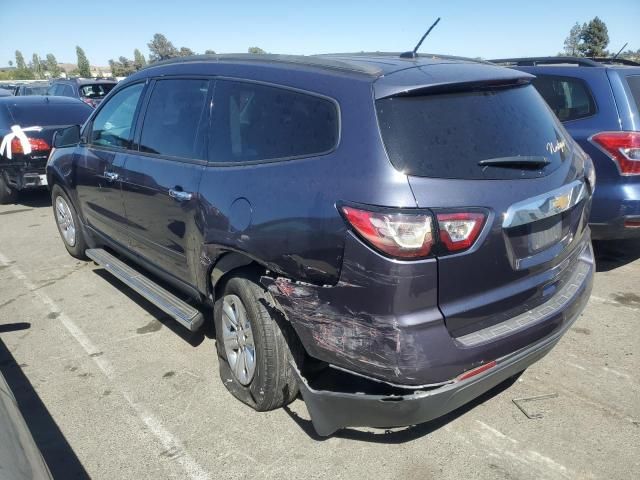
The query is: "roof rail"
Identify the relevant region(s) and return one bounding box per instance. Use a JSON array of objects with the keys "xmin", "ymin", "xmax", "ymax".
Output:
[
  {"xmin": 588, "ymin": 57, "xmax": 640, "ymax": 66},
  {"xmin": 489, "ymin": 57, "xmax": 602, "ymax": 67}
]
